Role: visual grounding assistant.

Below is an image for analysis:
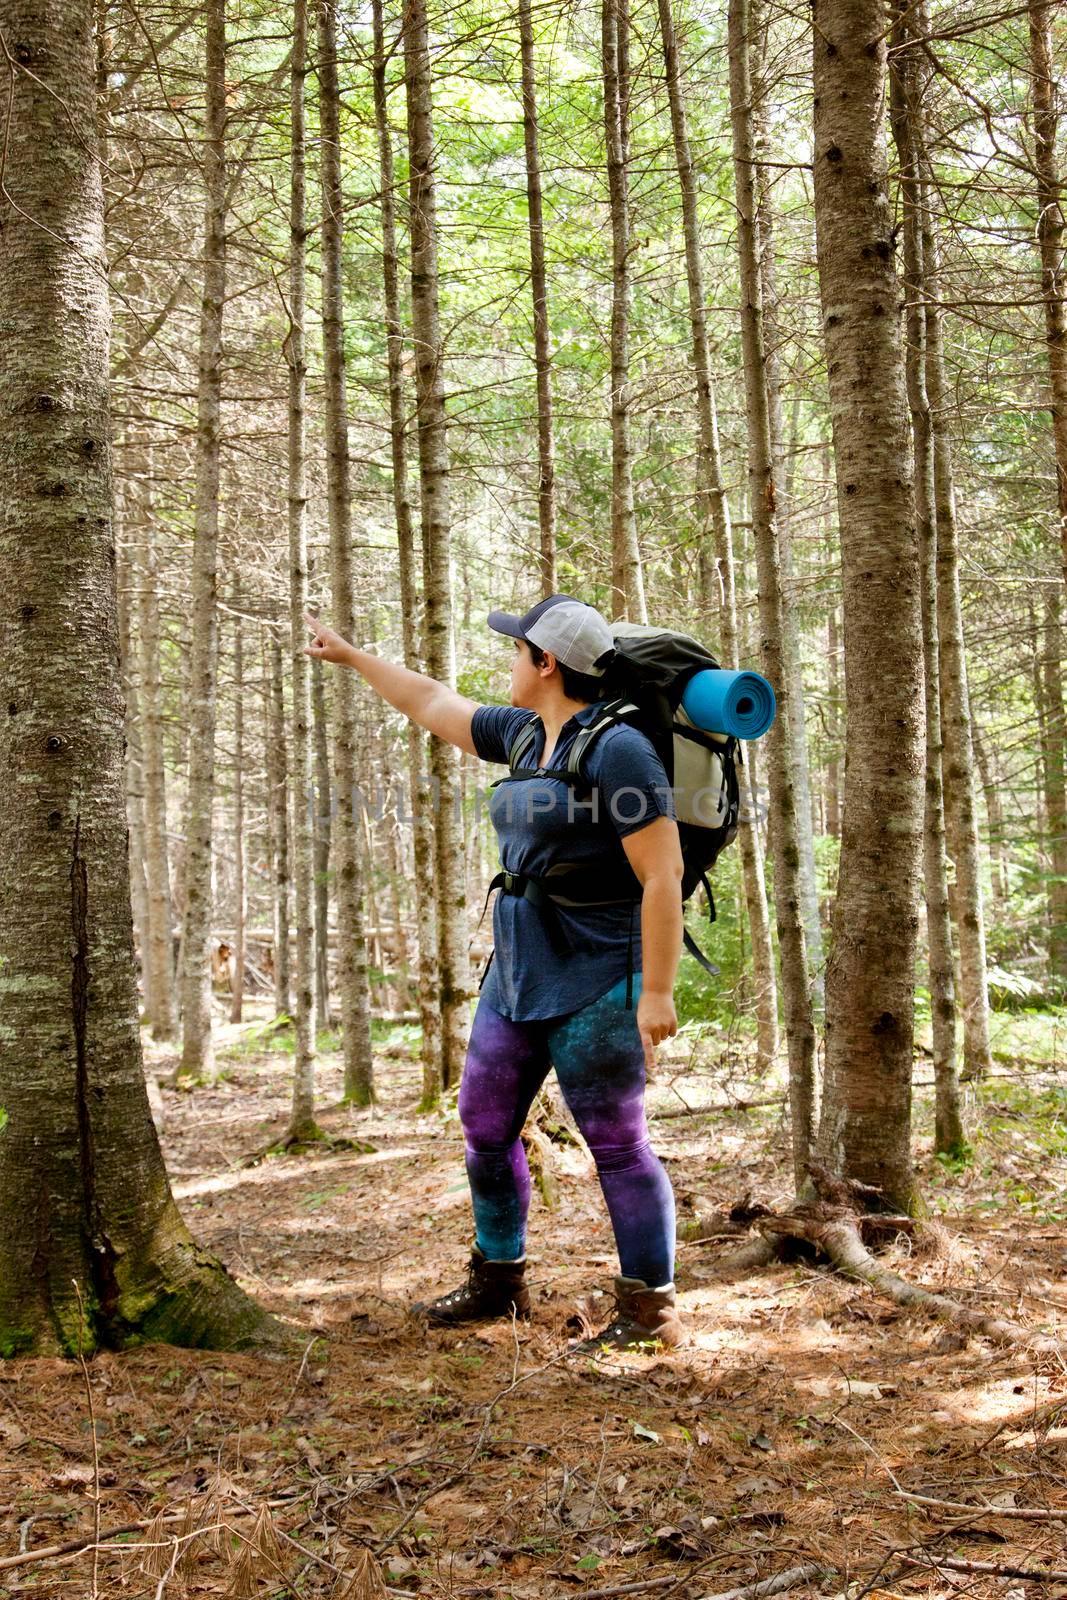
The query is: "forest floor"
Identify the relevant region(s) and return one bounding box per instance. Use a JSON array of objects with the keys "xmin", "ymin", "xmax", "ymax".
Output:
[{"xmin": 2, "ymin": 1002, "xmax": 1066, "ymax": 1600}]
